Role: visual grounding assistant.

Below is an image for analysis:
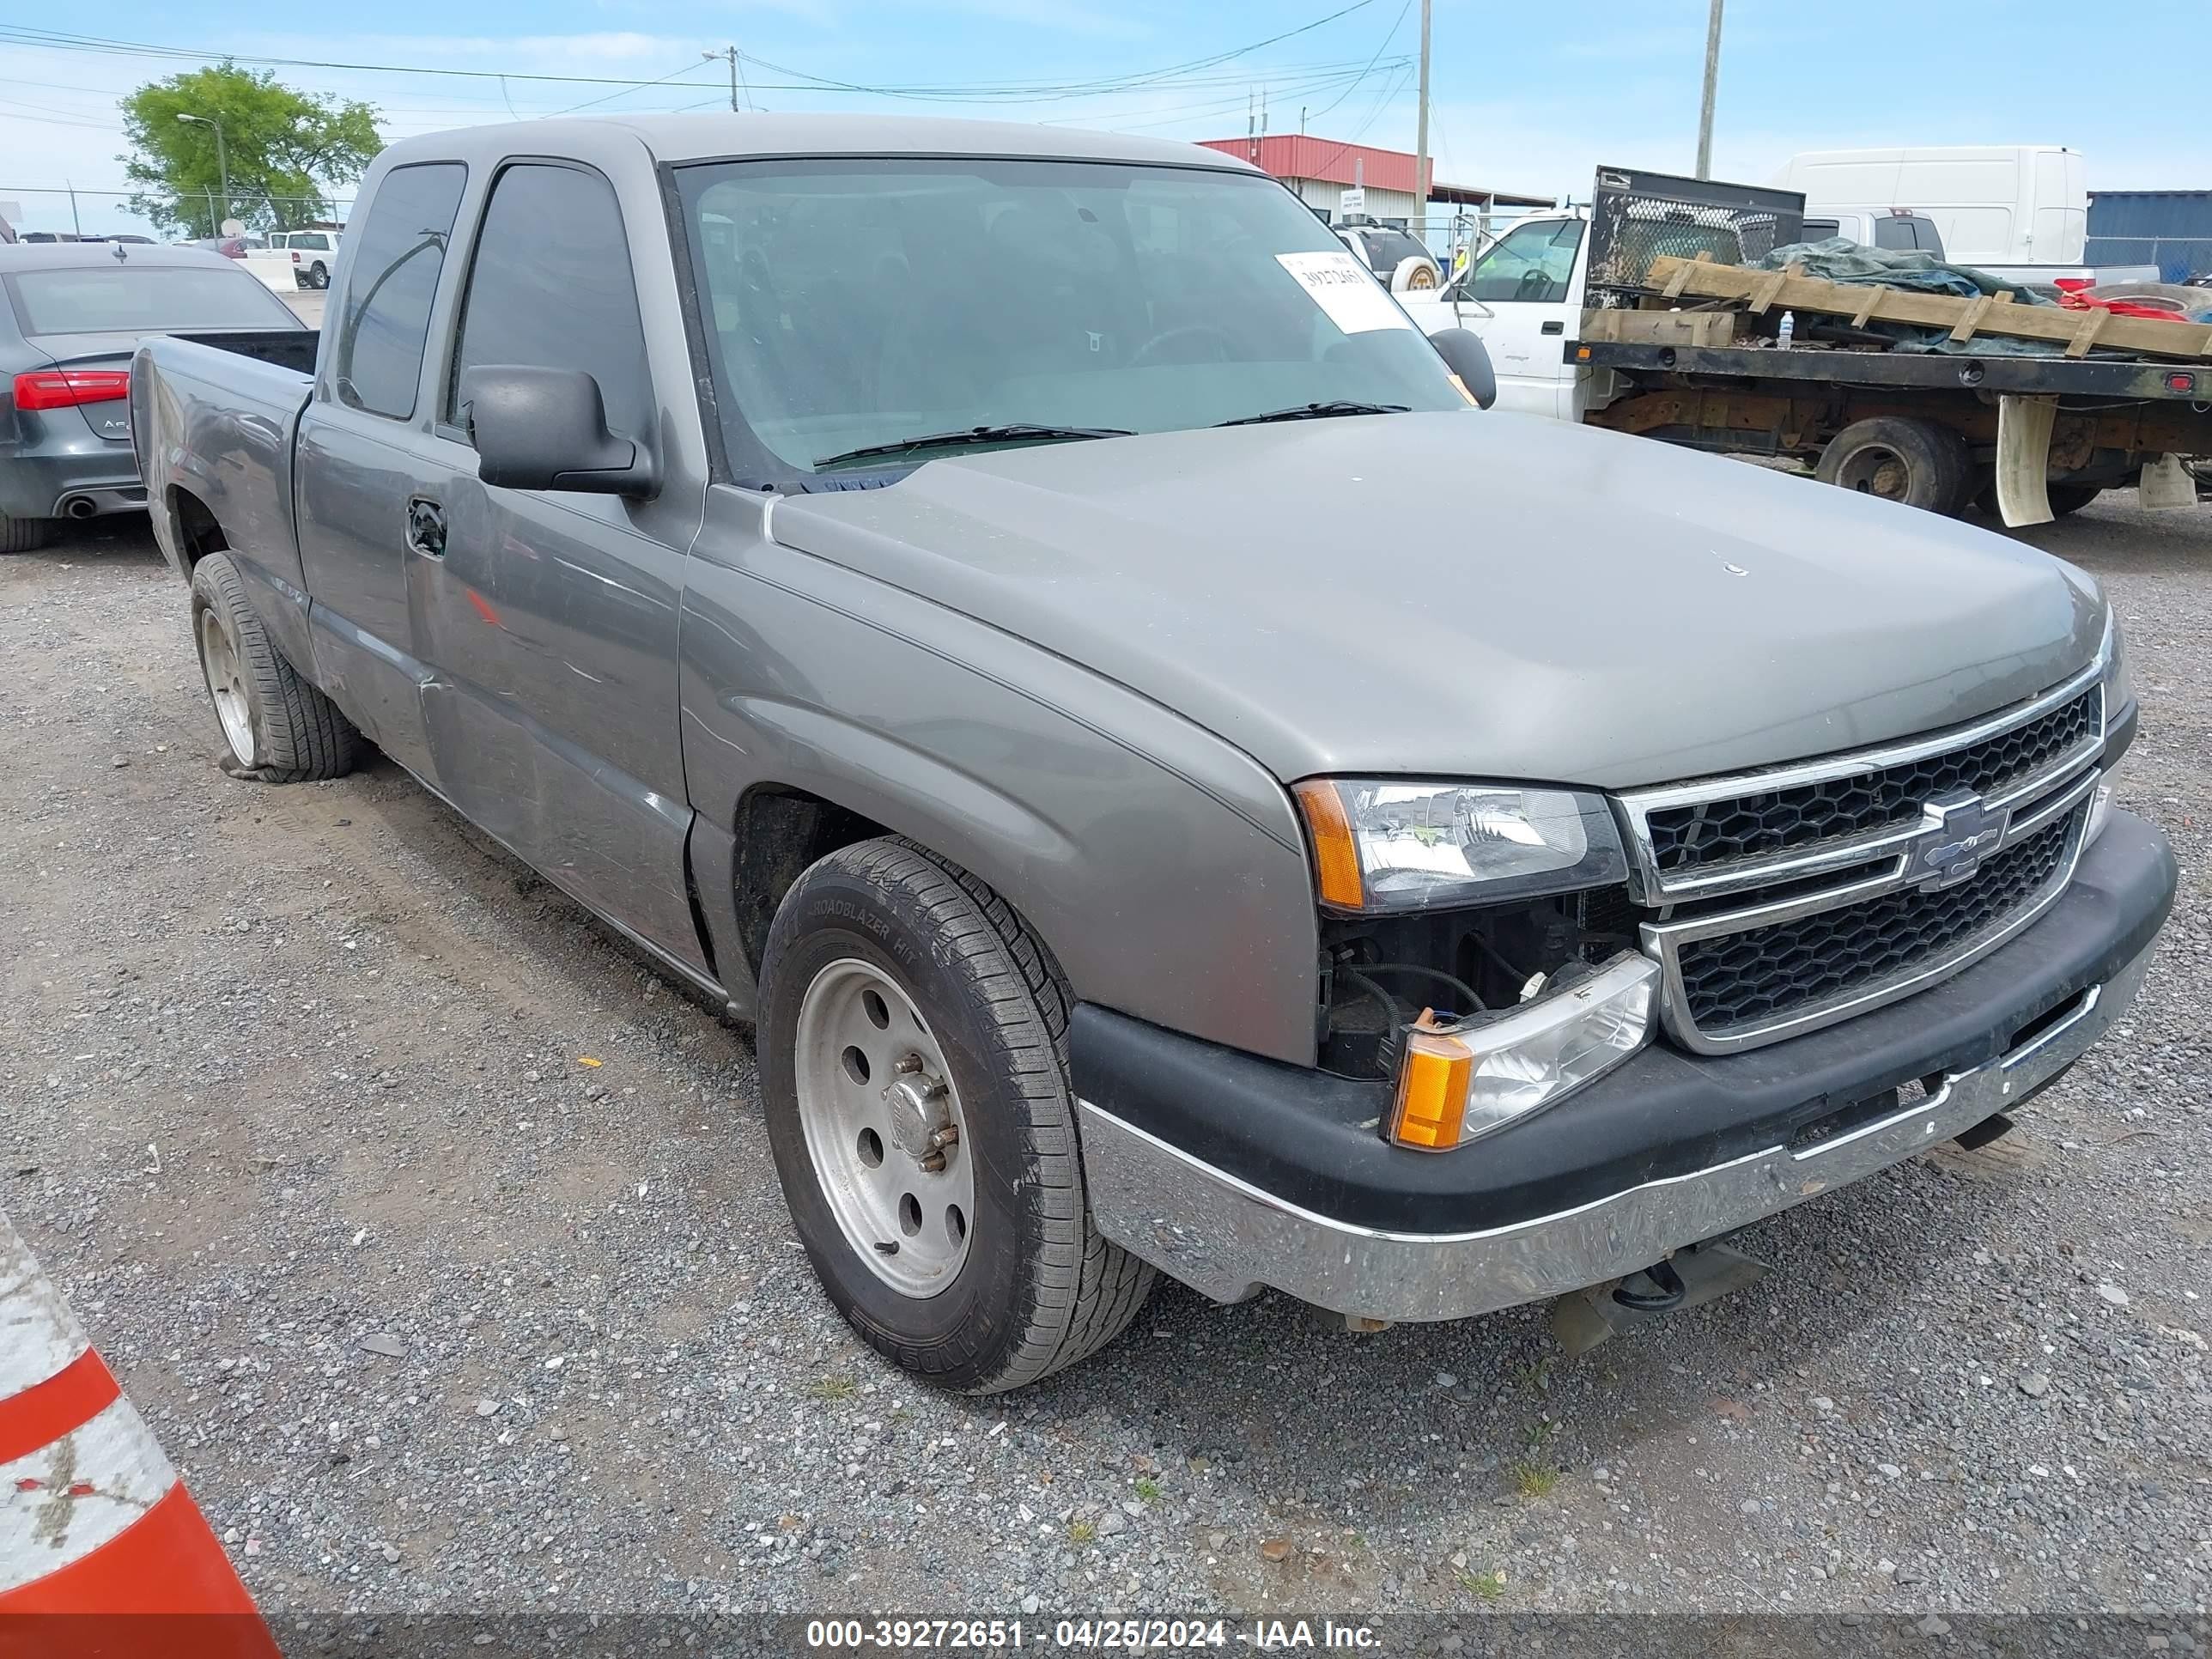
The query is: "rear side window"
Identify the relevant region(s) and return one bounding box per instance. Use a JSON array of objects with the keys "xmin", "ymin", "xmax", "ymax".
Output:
[
  {"xmin": 332, "ymin": 161, "xmax": 466, "ymax": 421},
  {"xmin": 447, "ymin": 162, "xmax": 649, "ymax": 441}
]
